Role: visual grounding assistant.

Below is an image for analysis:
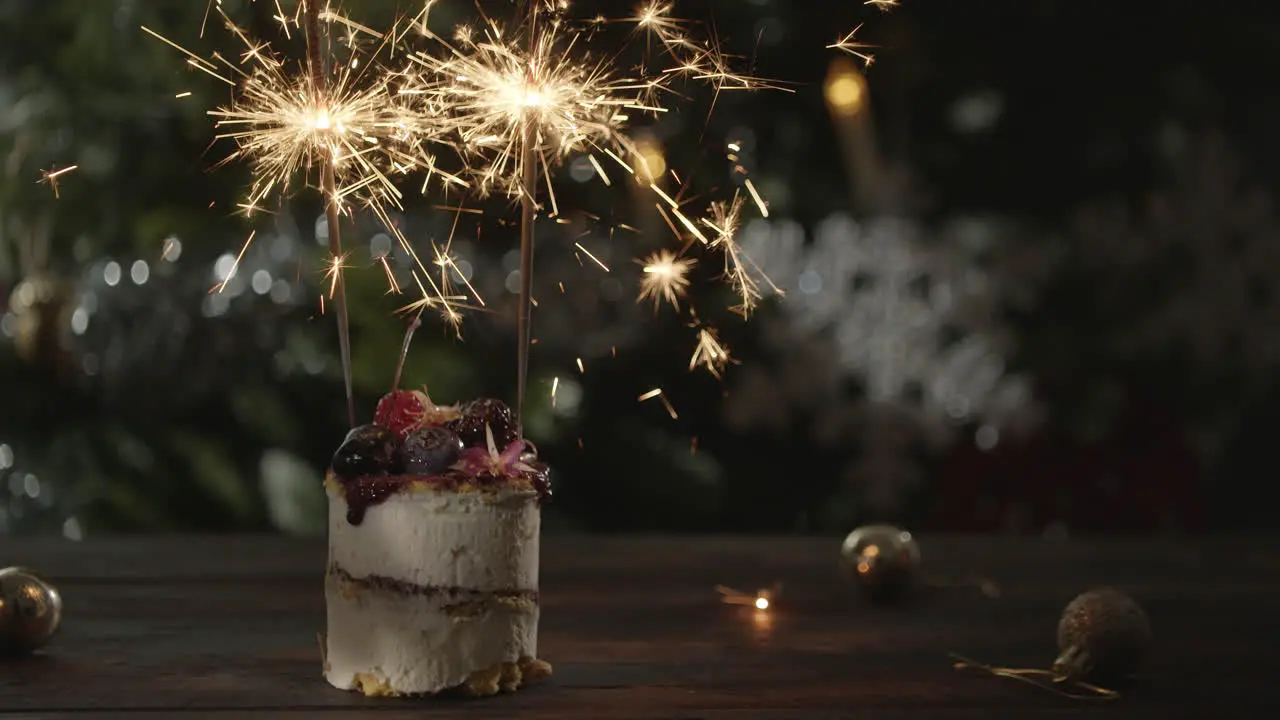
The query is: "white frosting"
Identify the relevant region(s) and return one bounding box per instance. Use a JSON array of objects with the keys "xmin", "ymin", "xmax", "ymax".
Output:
[
  {"xmin": 328, "ymin": 486, "xmax": 540, "ymax": 591},
  {"xmin": 324, "ymin": 485, "xmax": 541, "ymax": 695}
]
